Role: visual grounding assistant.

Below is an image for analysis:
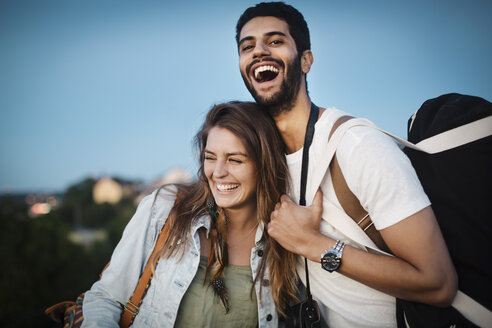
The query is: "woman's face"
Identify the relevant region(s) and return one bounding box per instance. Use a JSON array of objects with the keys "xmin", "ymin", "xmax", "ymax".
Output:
[{"xmin": 204, "ymin": 126, "xmax": 257, "ymax": 212}]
